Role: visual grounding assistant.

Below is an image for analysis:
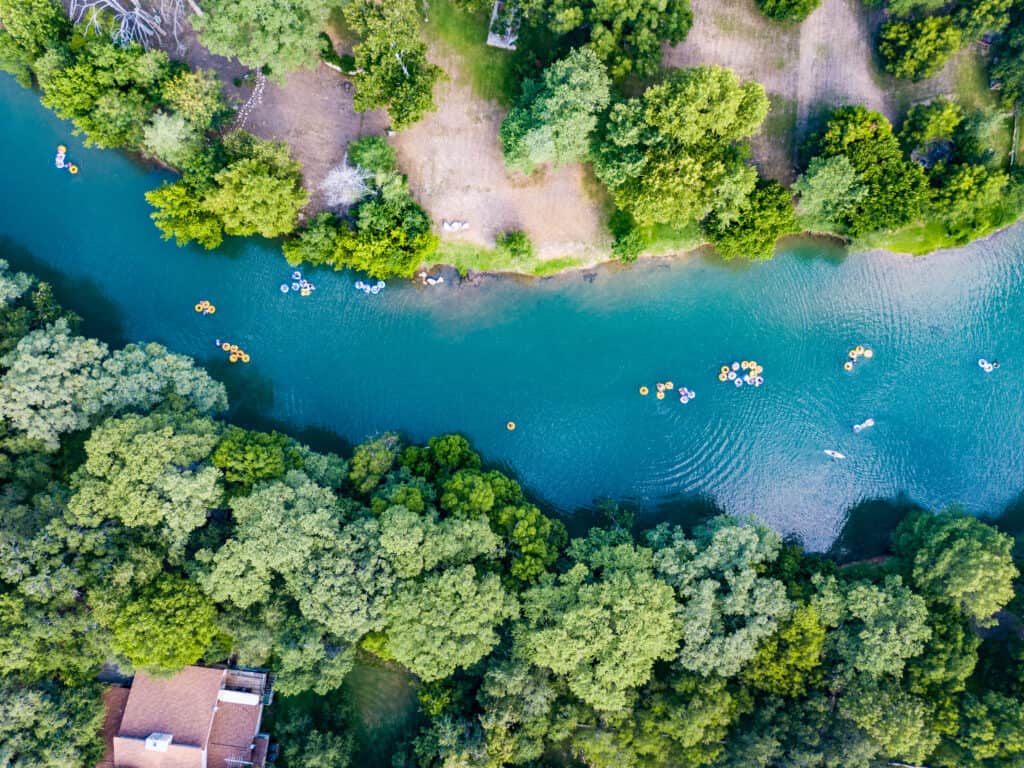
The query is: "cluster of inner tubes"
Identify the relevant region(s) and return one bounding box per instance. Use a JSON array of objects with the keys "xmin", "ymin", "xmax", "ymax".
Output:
[
  {"xmin": 978, "ymin": 358, "xmax": 1000, "ymax": 373},
  {"xmin": 193, "ymin": 299, "xmax": 216, "ymax": 315},
  {"xmin": 843, "ymin": 344, "xmax": 874, "ymax": 372},
  {"xmin": 718, "ymin": 360, "xmax": 765, "ymax": 388},
  {"xmin": 355, "ymin": 279, "xmax": 386, "ymax": 295},
  {"xmin": 54, "ymin": 144, "xmax": 78, "ymax": 175},
  {"xmin": 217, "ymin": 340, "xmax": 251, "ymax": 364},
  {"xmin": 280, "ymin": 270, "xmax": 316, "ymax": 297},
  {"xmin": 639, "ymin": 380, "xmax": 695, "ymax": 403}
]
